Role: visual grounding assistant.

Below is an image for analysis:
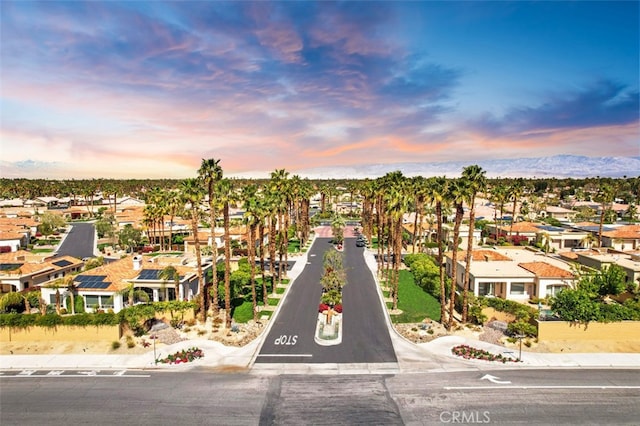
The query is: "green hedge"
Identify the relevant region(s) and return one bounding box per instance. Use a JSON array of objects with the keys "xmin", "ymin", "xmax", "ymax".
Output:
[{"xmin": 0, "ymin": 312, "xmax": 120, "ymax": 328}]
